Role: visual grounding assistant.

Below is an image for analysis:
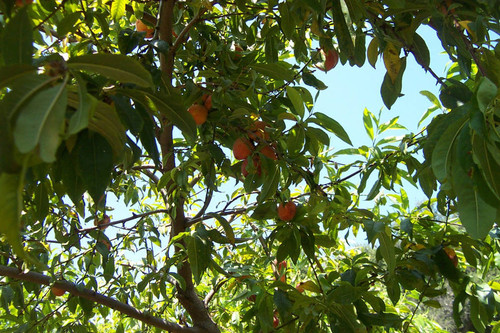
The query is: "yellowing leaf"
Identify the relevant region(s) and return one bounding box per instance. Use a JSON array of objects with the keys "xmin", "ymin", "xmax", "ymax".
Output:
[
  {"xmin": 458, "ymin": 20, "xmax": 476, "ymax": 40},
  {"xmin": 383, "ymin": 42, "xmax": 401, "ymax": 84},
  {"xmin": 367, "ymin": 37, "xmax": 379, "ymax": 69}
]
